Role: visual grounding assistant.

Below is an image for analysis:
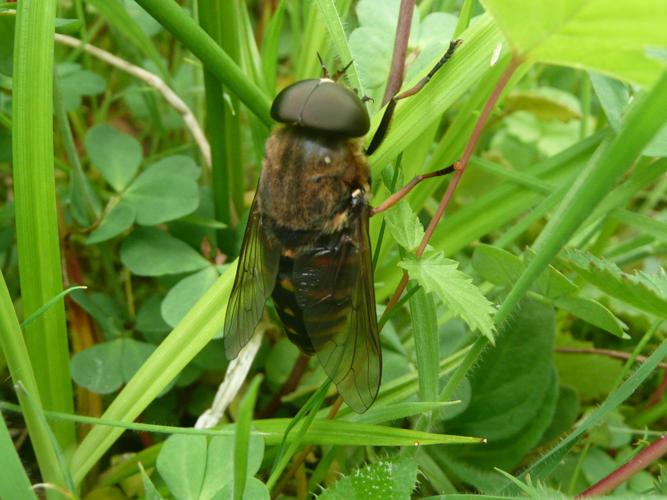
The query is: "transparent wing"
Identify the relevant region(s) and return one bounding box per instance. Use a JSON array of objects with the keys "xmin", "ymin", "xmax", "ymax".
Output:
[
  {"xmin": 224, "ymin": 195, "xmax": 280, "ymax": 360},
  {"xmin": 293, "ymin": 207, "xmax": 381, "ymax": 412}
]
